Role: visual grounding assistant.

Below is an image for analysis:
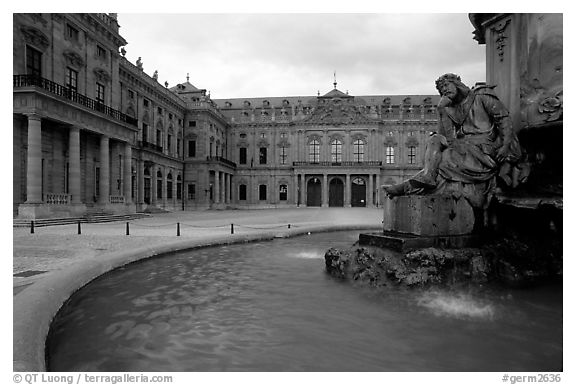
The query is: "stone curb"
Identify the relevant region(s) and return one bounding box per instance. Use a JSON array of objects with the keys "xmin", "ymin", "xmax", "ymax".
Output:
[{"xmin": 13, "ymin": 224, "xmax": 380, "ymax": 372}]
